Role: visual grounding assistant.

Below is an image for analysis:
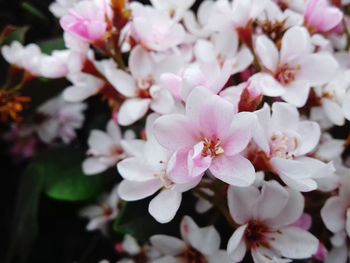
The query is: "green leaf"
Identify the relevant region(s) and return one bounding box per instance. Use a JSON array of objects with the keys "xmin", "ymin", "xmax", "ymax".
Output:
[
  {"xmin": 21, "ymin": 2, "xmax": 48, "ymax": 22},
  {"xmin": 5, "ymin": 164, "xmax": 45, "ymax": 263},
  {"xmin": 0, "ymin": 25, "xmax": 29, "ymax": 45},
  {"xmin": 39, "ymin": 148, "xmax": 105, "ymax": 202},
  {"xmin": 39, "ymin": 38, "xmax": 65, "ymax": 54}
]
